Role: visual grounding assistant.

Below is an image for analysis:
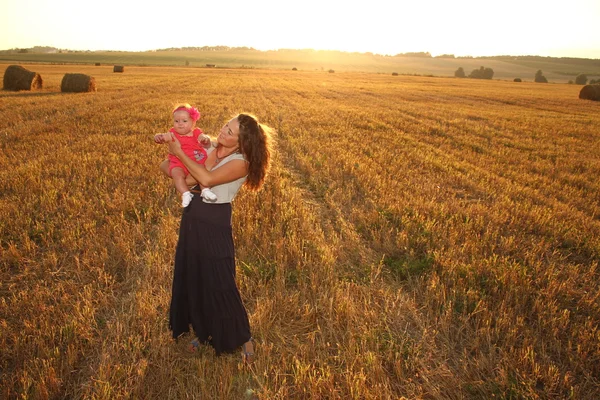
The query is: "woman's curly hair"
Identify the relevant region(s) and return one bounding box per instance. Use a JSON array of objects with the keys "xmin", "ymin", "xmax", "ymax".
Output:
[{"xmin": 236, "ymin": 113, "xmax": 274, "ymax": 190}]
